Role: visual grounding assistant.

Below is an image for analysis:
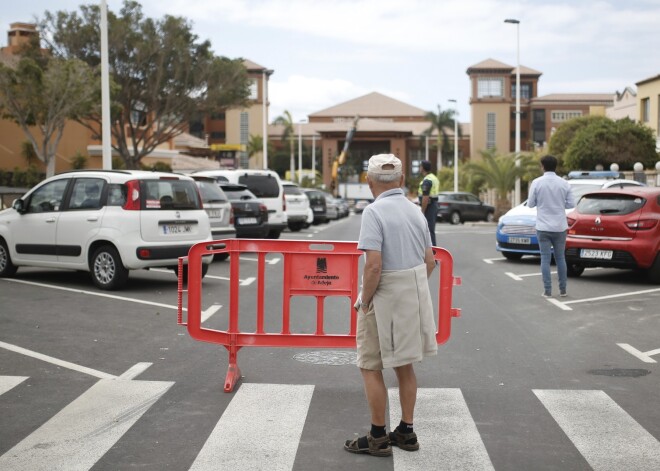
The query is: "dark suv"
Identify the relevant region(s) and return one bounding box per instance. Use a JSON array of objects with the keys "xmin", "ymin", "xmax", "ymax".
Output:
[
  {"xmin": 303, "ymin": 189, "xmax": 328, "ymax": 224},
  {"xmin": 436, "ymin": 192, "xmax": 495, "ymax": 224}
]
